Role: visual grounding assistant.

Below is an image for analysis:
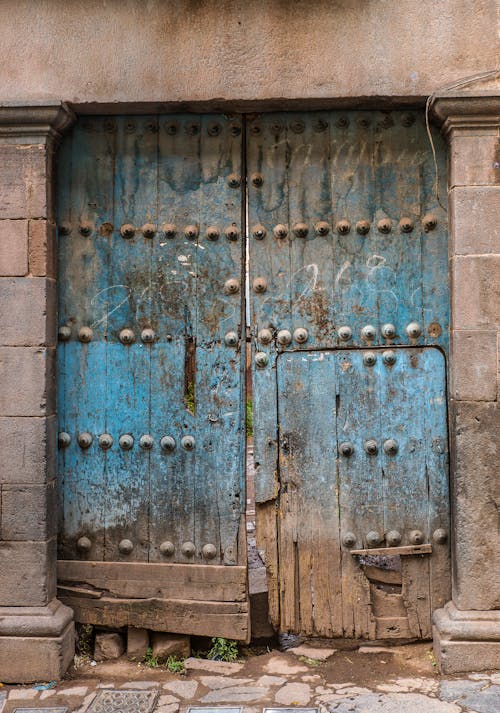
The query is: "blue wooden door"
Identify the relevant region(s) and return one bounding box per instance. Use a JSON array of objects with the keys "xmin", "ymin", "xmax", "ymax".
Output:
[
  {"xmin": 248, "ymin": 111, "xmax": 450, "ymax": 638},
  {"xmin": 56, "ymin": 116, "xmax": 248, "ymax": 639}
]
